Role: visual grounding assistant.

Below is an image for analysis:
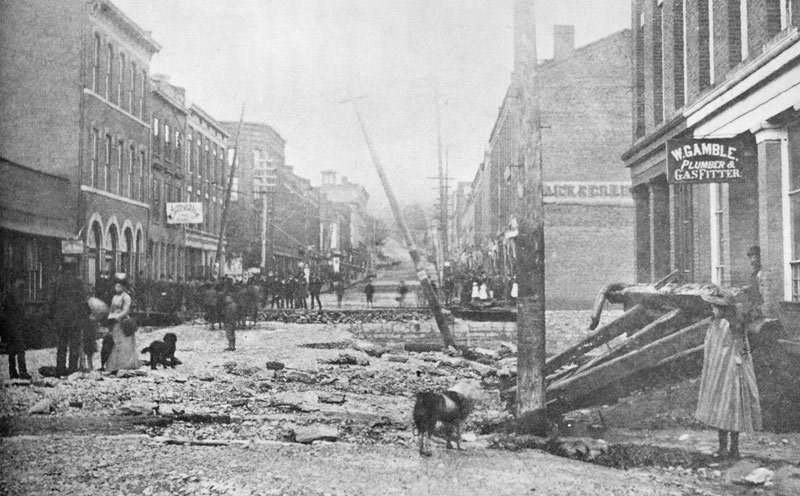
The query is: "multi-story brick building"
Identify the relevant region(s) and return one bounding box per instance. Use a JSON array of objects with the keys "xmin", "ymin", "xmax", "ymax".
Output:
[
  {"xmin": 457, "ymin": 26, "xmax": 635, "ymax": 308},
  {"xmin": 1, "ymin": 0, "xmax": 159, "ymax": 292},
  {"xmin": 625, "ymin": 0, "xmax": 800, "ymax": 334}
]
